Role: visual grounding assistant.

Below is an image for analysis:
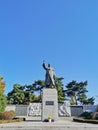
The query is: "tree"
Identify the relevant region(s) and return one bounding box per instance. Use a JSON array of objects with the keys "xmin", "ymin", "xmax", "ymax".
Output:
[
  {"xmin": 79, "ymin": 96, "xmax": 95, "ymax": 105},
  {"xmin": 29, "ymin": 93, "xmax": 37, "ymax": 102},
  {"xmin": 23, "ymin": 85, "xmax": 37, "ymax": 104},
  {"xmin": 0, "ymin": 76, "xmax": 7, "ymax": 112},
  {"xmin": 64, "ymin": 80, "xmax": 94, "ymax": 105},
  {"xmin": 32, "ymin": 80, "xmax": 45, "ymax": 102},
  {"xmin": 54, "ymin": 77, "xmax": 66, "ymax": 103},
  {"xmin": 7, "ymin": 84, "xmax": 25, "ymax": 104},
  {"xmin": 86, "ymin": 97, "xmax": 95, "ymax": 105},
  {"xmin": 7, "ymin": 83, "xmax": 37, "ymax": 104}
]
